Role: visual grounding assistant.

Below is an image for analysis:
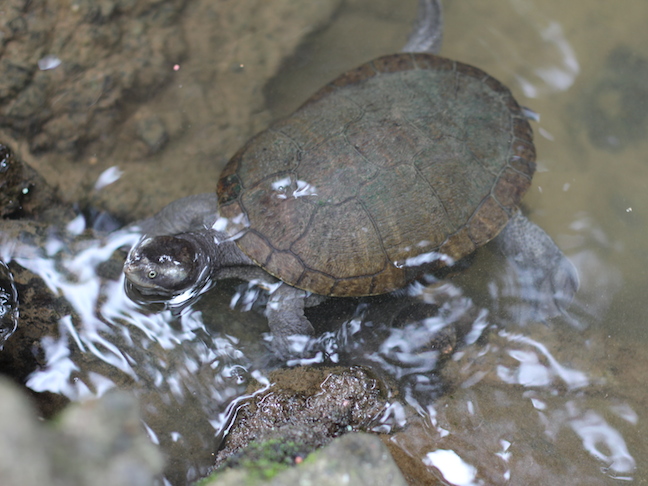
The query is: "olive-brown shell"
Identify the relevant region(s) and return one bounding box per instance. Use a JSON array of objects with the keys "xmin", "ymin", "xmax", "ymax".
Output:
[{"xmin": 217, "ymin": 53, "xmax": 536, "ymax": 297}]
